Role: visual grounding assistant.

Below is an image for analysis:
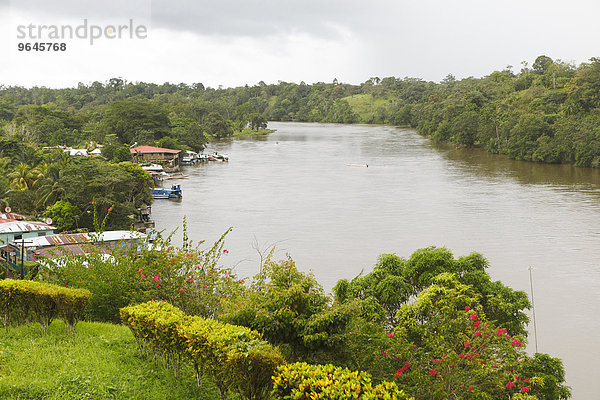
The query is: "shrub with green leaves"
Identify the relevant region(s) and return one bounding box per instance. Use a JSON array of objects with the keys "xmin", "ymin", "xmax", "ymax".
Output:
[
  {"xmin": 121, "ymin": 301, "xmax": 285, "ymax": 400},
  {"xmin": 0, "ymin": 279, "xmax": 91, "ymax": 334},
  {"xmin": 271, "ymin": 362, "xmax": 410, "ymax": 399}
]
